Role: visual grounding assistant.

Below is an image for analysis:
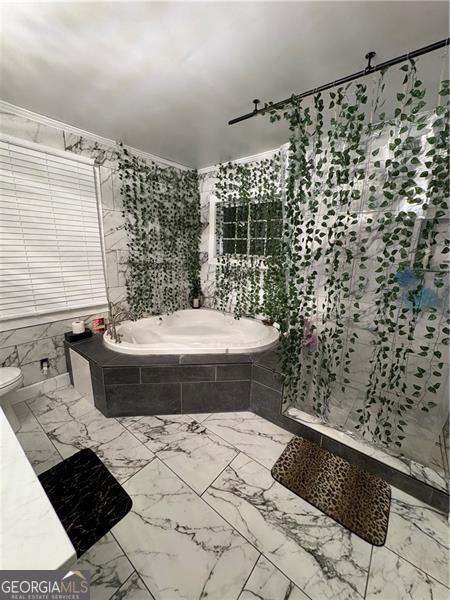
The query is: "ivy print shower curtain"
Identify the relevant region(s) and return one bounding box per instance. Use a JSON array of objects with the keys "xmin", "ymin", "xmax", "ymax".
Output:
[{"xmin": 278, "ymin": 55, "xmax": 449, "ymax": 463}]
